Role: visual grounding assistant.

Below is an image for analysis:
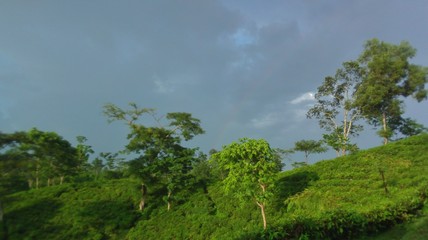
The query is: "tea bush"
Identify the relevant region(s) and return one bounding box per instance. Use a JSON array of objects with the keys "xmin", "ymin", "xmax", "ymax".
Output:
[{"xmin": 2, "ymin": 134, "xmax": 427, "ymax": 239}]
